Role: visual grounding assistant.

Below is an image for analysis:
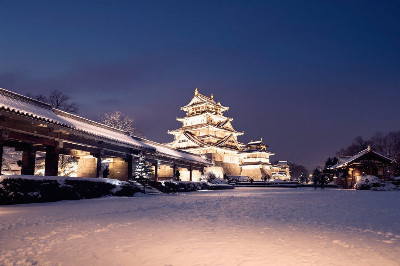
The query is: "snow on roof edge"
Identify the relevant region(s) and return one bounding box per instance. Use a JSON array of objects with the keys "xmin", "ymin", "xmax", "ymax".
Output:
[
  {"xmin": 137, "ymin": 137, "xmax": 212, "ymax": 165},
  {"xmin": 332, "ymin": 148, "xmax": 396, "ymax": 169}
]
